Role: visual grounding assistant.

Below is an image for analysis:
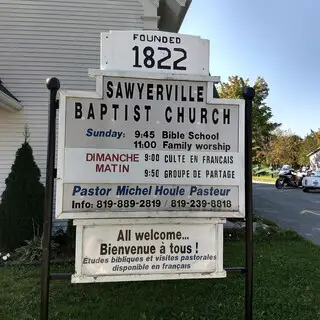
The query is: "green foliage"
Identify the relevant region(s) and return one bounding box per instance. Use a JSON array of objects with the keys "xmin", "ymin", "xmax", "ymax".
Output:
[
  {"xmin": 252, "ymin": 175, "xmax": 277, "ymax": 183},
  {"xmin": 265, "ymin": 129, "xmax": 302, "ymax": 167},
  {"xmin": 217, "ymin": 76, "xmax": 281, "ymax": 164},
  {"xmin": 196, "ymin": 74, "xmax": 320, "ymax": 167},
  {"xmin": 14, "ymin": 218, "xmax": 59, "ymax": 263},
  {"xmin": 219, "ymin": 75, "xmax": 248, "ymax": 98},
  {"xmin": 224, "ymin": 217, "xmax": 305, "ymax": 244},
  {"xmin": 0, "ymin": 125, "xmax": 45, "ymax": 251},
  {"xmin": 298, "ymin": 130, "xmax": 320, "ymax": 165},
  {"xmin": 14, "ymin": 234, "xmax": 59, "ymax": 263},
  {"xmin": 254, "ymin": 225, "xmax": 304, "ymax": 243}
]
